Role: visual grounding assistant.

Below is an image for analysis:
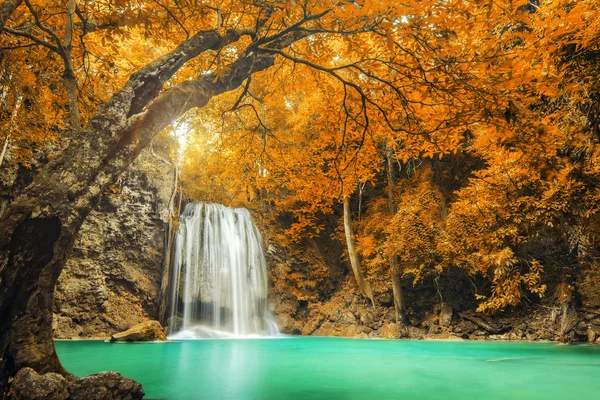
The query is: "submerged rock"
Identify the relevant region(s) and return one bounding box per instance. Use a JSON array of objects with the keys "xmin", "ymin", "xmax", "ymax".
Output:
[{"xmin": 110, "ymin": 320, "xmax": 167, "ymax": 342}]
